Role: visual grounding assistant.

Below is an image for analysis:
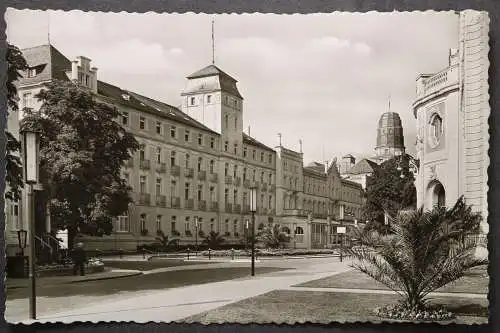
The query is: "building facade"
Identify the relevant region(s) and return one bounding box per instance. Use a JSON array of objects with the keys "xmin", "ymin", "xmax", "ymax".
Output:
[
  {"xmin": 5, "ymin": 43, "xmax": 364, "ymax": 255},
  {"xmin": 413, "ymin": 10, "xmax": 489, "ymax": 238}
]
